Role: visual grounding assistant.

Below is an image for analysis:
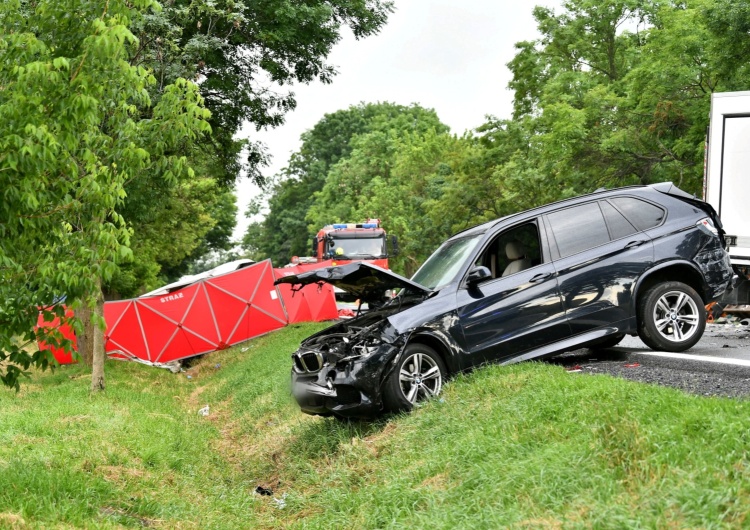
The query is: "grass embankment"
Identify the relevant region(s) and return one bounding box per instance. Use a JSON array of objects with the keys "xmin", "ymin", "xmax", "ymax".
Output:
[{"xmin": 2, "ymin": 323, "xmax": 750, "ymax": 528}]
